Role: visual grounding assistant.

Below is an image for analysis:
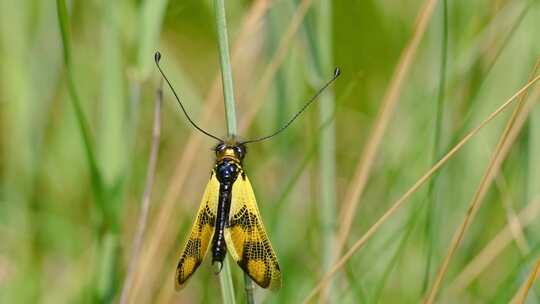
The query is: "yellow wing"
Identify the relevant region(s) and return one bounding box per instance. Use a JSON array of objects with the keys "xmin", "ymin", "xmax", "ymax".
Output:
[
  {"xmin": 225, "ymin": 171, "xmax": 281, "ymax": 290},
  {"xmin": 175, "ymin": 170, "xmax": 219, "ymax": 290}
]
